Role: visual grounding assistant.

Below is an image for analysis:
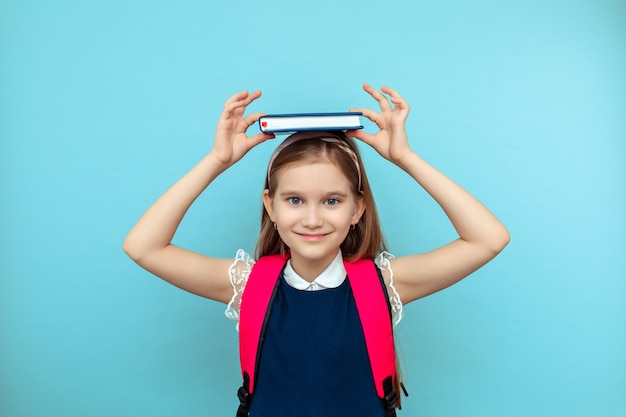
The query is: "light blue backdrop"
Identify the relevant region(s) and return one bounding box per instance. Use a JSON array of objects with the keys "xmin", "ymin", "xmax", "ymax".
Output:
[{"xmin": 2, "ymin": 0, "xmax": 624, "ymax": 416}]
